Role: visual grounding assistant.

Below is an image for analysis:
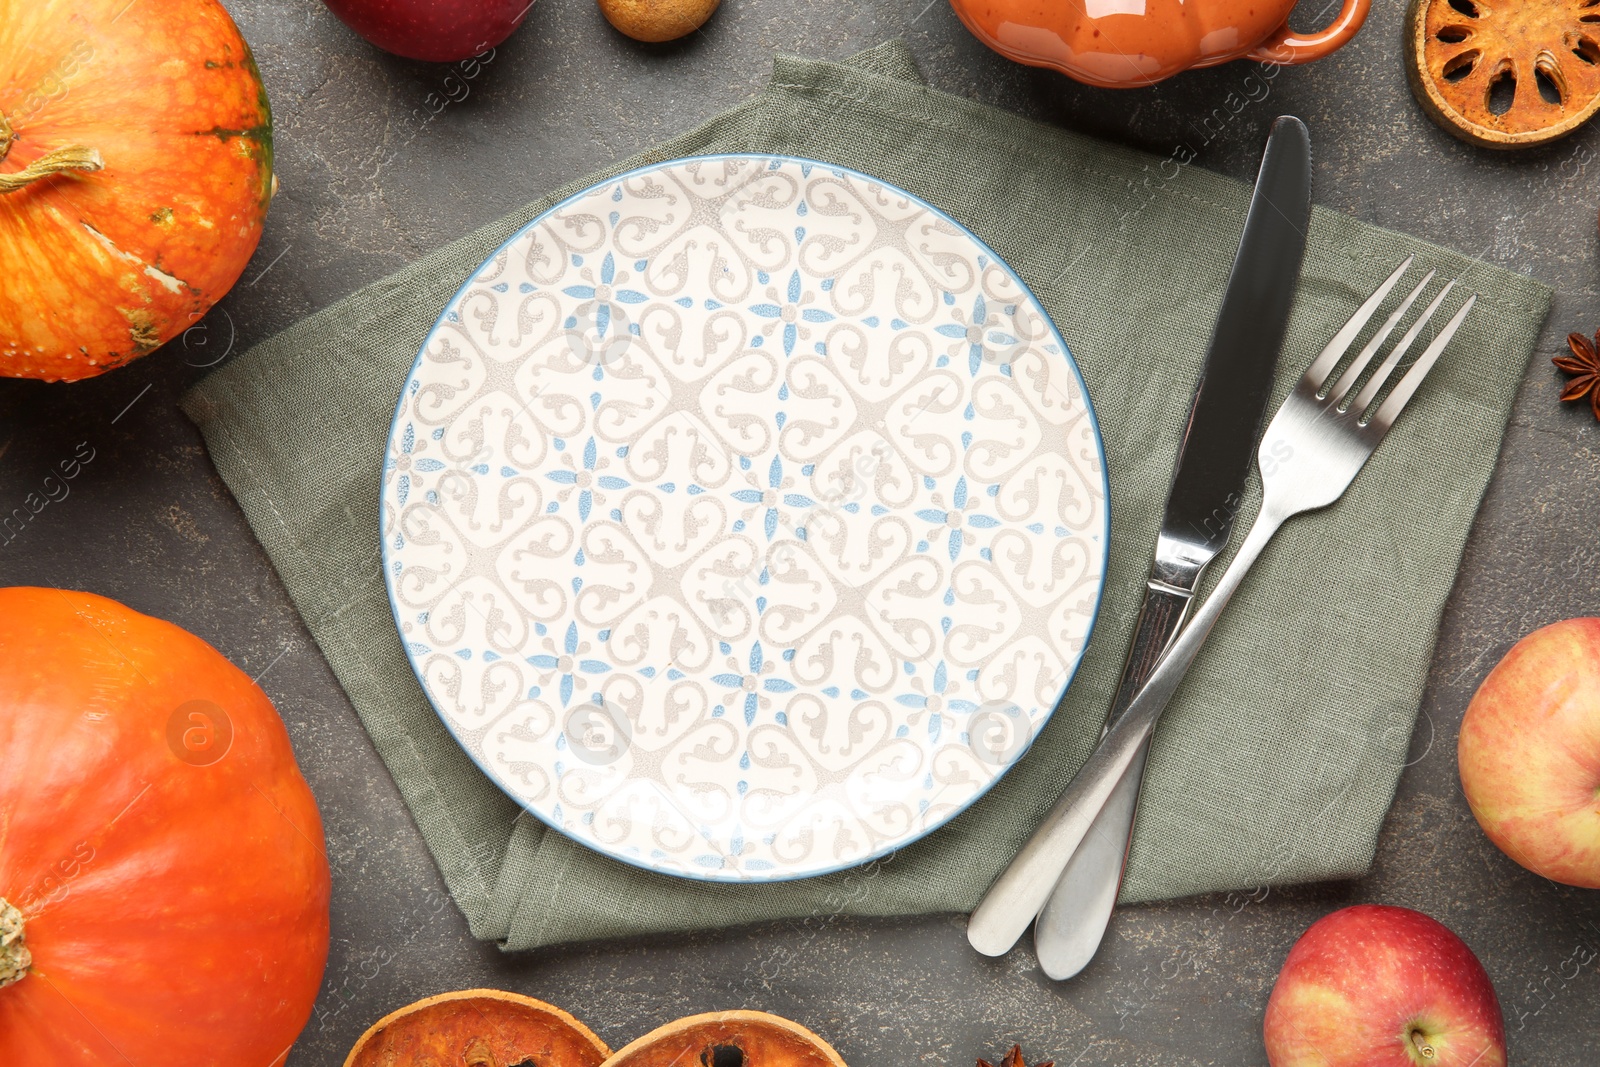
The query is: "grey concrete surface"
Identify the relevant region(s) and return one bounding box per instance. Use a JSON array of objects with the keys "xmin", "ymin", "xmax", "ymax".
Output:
[{"xmin": 2, "ymin": 0, "xmax": 1598, "ymax": 1063}]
